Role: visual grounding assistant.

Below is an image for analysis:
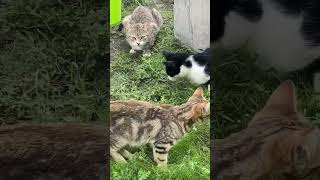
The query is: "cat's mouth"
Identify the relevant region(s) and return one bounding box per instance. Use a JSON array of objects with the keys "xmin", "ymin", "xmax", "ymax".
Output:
[
  {"xmin": 132, "ymin": 44, "xmax": 145, "ymax": 50},
  {"xmin": 202, "ymin": 103, "xmax": 210, "ymax": 118}
]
